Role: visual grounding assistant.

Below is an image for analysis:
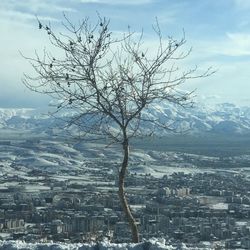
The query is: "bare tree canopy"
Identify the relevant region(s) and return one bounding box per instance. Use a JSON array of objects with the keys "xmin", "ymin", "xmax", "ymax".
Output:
[{"xmin": 22, "ymin": 15, "xmax": 214, "ymax": 243}]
